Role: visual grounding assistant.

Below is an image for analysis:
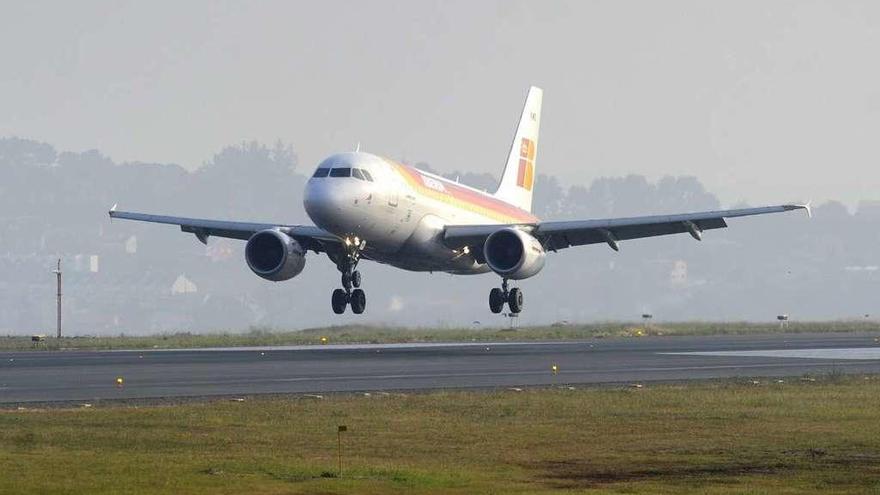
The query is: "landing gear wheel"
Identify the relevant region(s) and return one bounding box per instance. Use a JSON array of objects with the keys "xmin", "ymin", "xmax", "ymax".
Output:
[
  {"xmin": 350, "ymin": 288, "xmax": 366, "ymax": 314},
  {"xmin": 331, "ymin": 288, "xmax": 348, "ymax": 314},
  {"xmin": 507, "ymin": 287, "xmax": 523, "ymax": 314},
  {"xmin": 334, "ymin": 237, "xmax": 367, "ymax": 314},
  {"xmin": 489, "ymin": 288, "xmax": 505, "ymax": 314}
]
